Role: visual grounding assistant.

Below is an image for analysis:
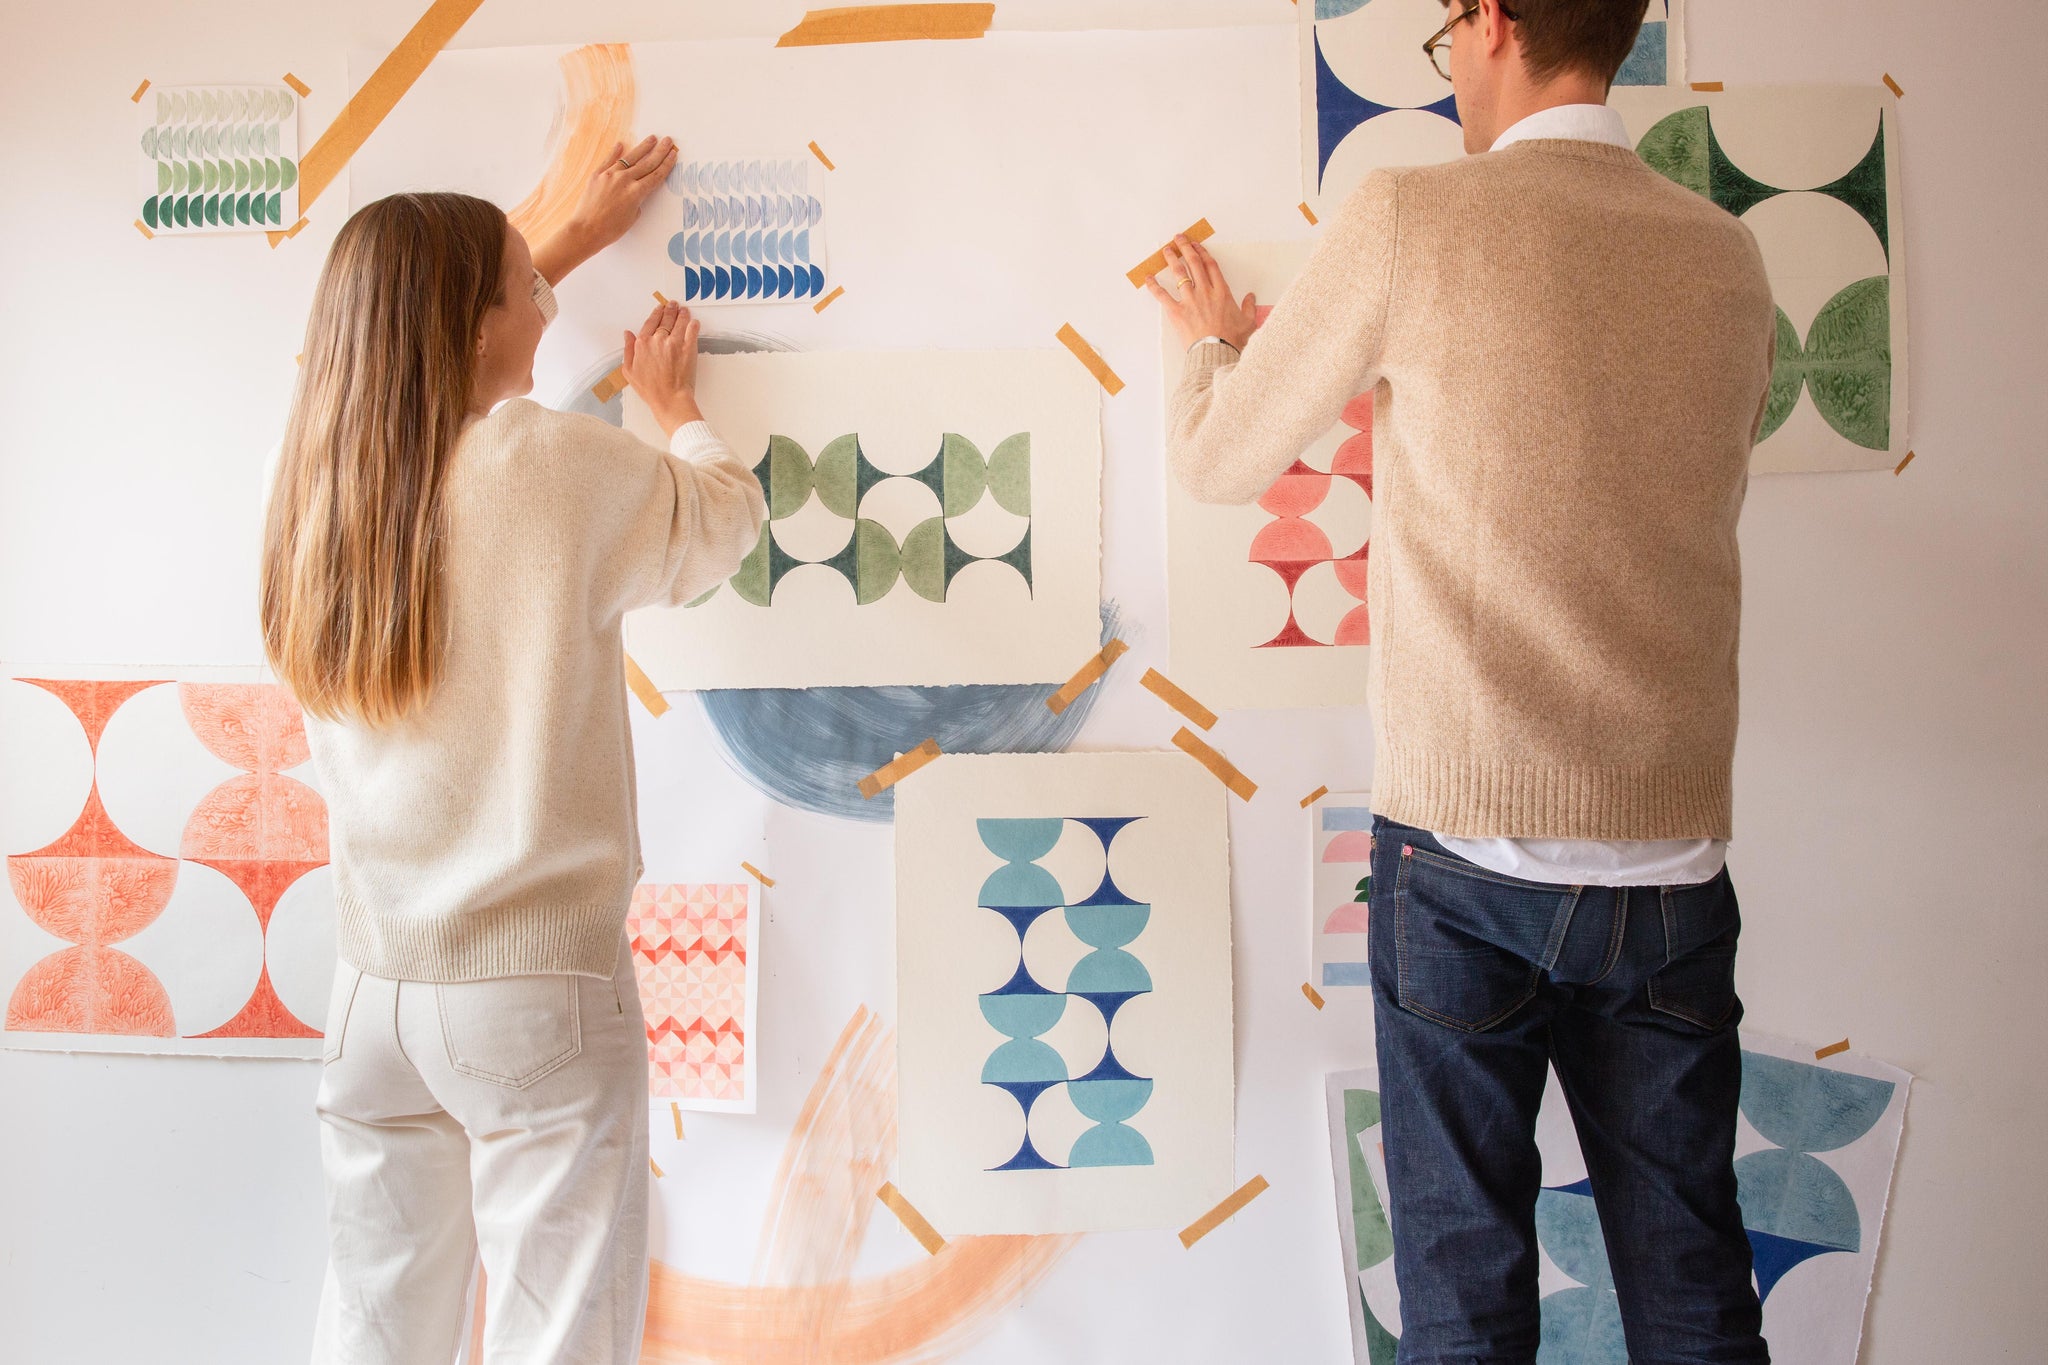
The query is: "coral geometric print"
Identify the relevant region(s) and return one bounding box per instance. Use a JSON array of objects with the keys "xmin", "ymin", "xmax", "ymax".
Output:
[
  {"xmin": 627, "ymin": 883, "xmax": 756, "ymax": 1110},
  {"xmin": 1, "ymin": 674, "xmax": 336, "ymax": 1056},
  {"xmin": 1253, "ymin": 388, "xmax": 1373, "ymax": 650},
  {"xmin": 6, "ymin": 680, "xmax": 177, "ymax": 1037},
  {"xmin": 176, "ymin": 685, "xmax": 326, "ymax": 1039}
]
